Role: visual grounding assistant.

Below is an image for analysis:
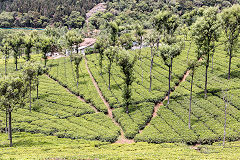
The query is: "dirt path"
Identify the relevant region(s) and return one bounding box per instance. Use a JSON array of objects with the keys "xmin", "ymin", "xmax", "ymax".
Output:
[
  {"xmin": 46, "ymin": 75, "xmax": 99, "ymax": 113},
  {"xmin": 139, "ymin": 70, "xmax": 191, "ymax": 134},
  {"xmin": 84, "ymin": 57, "xmax": 134, "ymax": 144}
]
